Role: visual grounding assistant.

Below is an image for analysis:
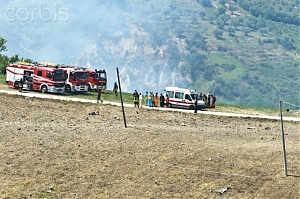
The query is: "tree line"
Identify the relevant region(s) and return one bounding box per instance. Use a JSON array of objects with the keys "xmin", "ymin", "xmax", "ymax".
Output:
[{"xmin": 0, "ymin": 37, "xmax": 35, "ymax": 75}]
